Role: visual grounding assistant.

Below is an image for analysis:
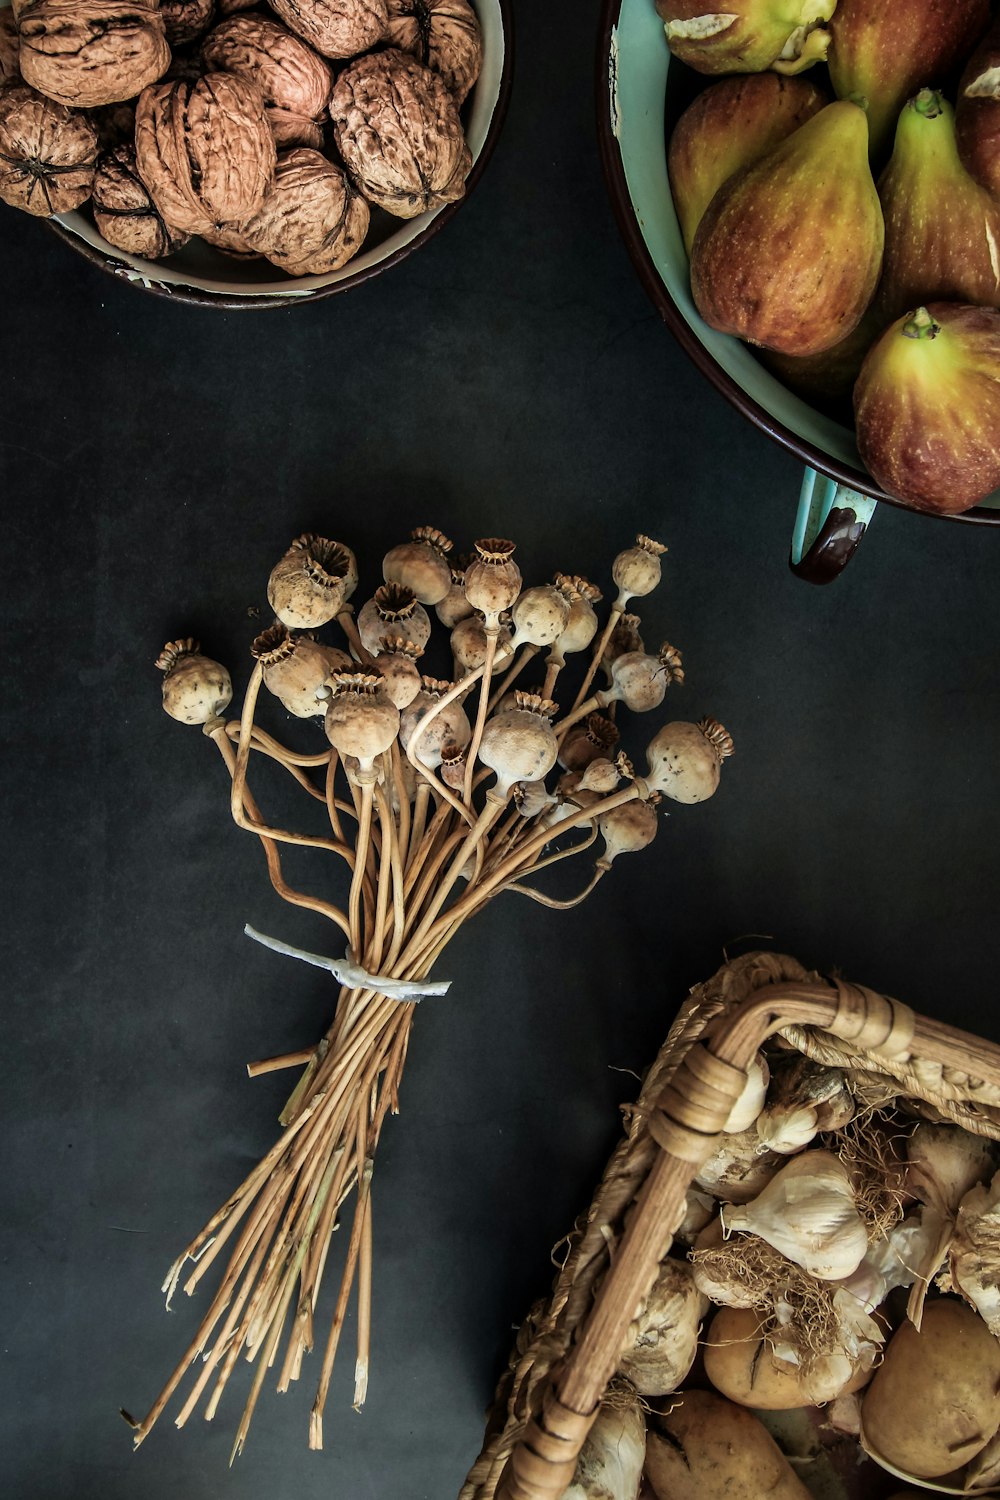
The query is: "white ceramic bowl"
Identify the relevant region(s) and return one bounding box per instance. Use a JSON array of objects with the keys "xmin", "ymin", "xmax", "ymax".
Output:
[
  {"xmin": 2, "ymin": 0, "xmax": 512, "ymax": 307},
  {"xmin": 597, "ymin": 0, "xmax": 1000, "ymax": 581}
]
